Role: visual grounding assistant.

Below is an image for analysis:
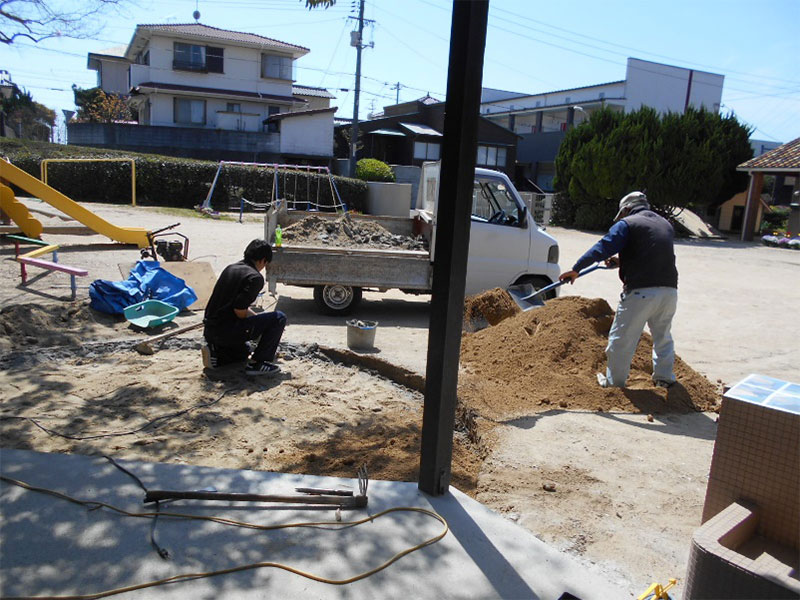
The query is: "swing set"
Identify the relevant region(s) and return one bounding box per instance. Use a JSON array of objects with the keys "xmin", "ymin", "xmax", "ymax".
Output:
[{"xmin": 199, "ymin": 161, "xmax": 346, "ymax": 222}]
